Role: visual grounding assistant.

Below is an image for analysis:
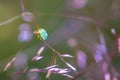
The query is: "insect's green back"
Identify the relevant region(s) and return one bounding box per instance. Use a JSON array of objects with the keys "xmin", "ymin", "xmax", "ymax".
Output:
[{"xmin": 39, "ymin": 28, "xmax": 48, "ymax": 40}]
